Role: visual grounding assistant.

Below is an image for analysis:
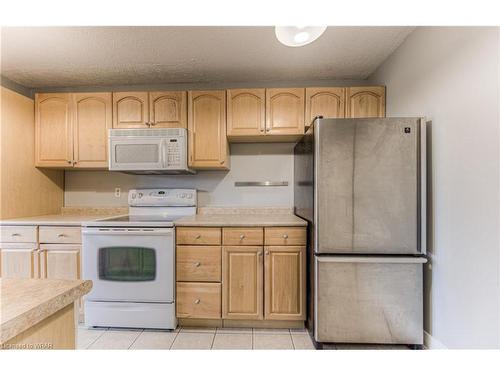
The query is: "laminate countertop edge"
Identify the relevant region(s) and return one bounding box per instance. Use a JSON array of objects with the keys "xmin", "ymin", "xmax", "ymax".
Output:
[
  {"xmin": 173, "ymin": 214, "xmax": 308, "ymax": 227},
  {"xmin": 0, "ymin": 279, "xmax": 92, "ymax": 344}
]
